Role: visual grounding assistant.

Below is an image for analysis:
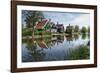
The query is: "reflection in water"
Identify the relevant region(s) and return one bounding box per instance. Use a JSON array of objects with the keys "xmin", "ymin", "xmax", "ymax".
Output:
[
  {"xmin": 74, "ymin": 34, "xmax": 79, "ymax": 40},
  {"xmin": 22, "ymin": 39, "xmax": 46, "ymax": 62},
  {"xmin": 81, "ymin": 33, "xmax": 87, "ymax": 40},
  {"xmin": 22, "ymin": 34, "xmax": 90, "ymax": 62}
]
